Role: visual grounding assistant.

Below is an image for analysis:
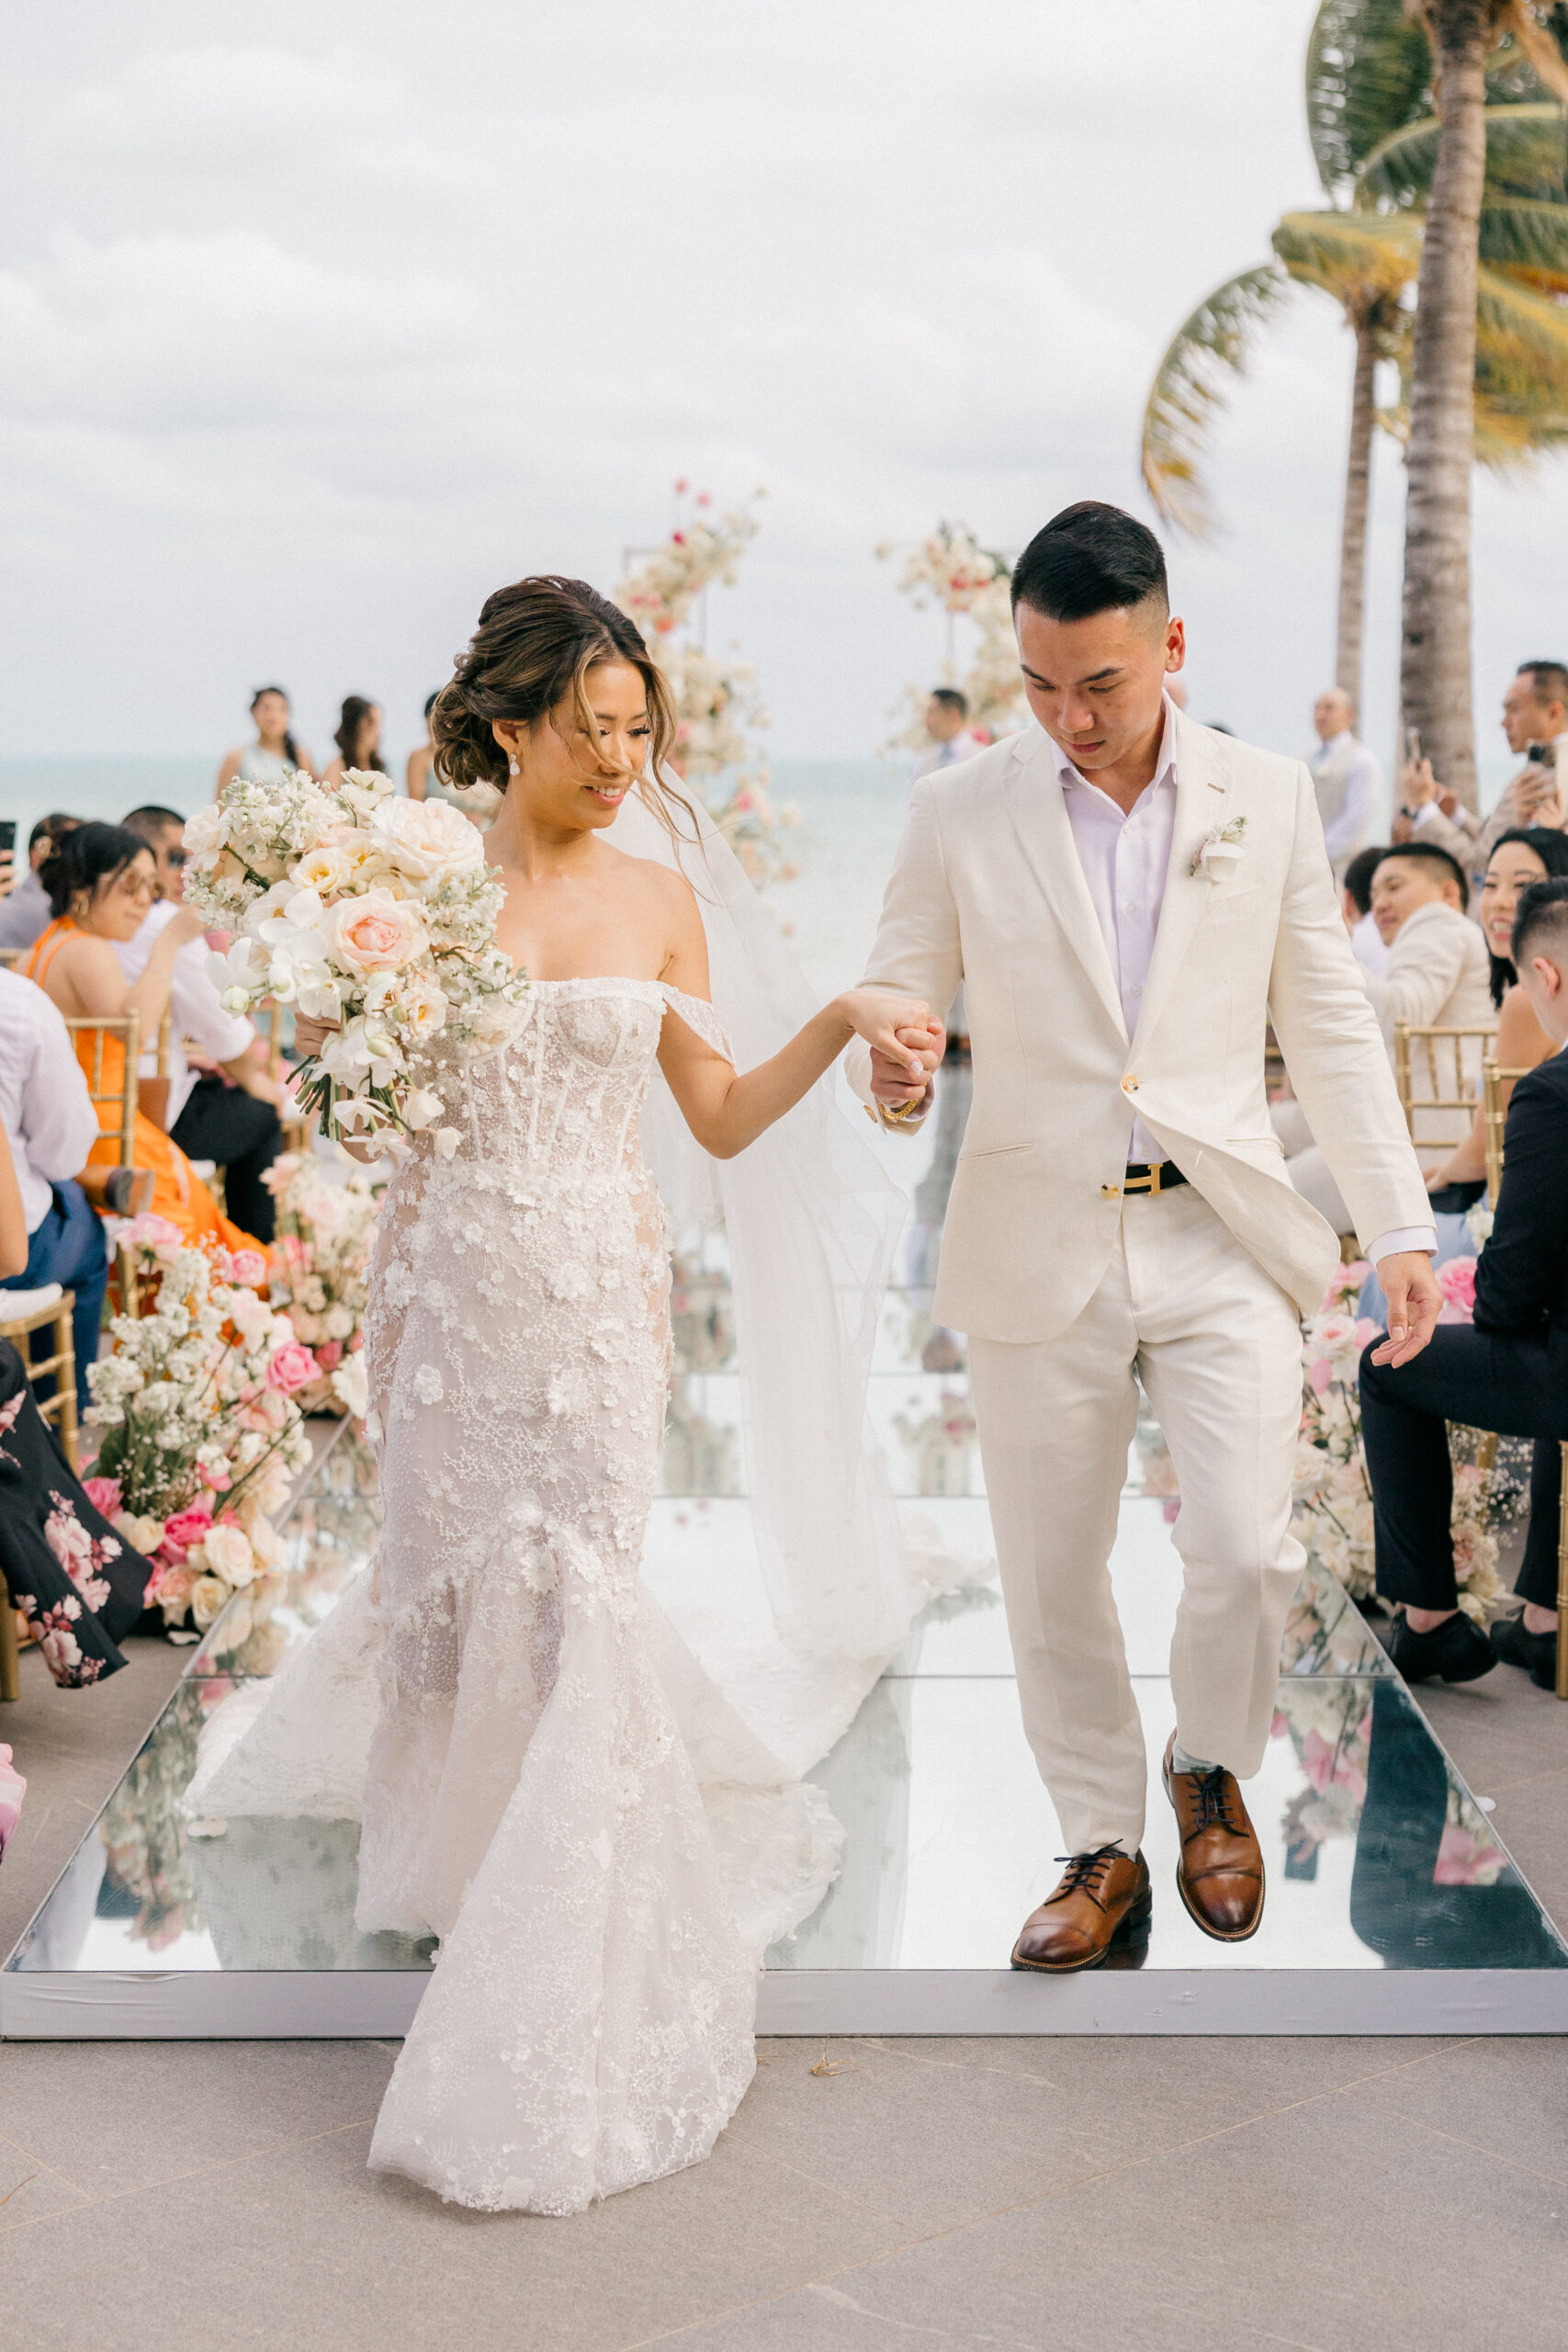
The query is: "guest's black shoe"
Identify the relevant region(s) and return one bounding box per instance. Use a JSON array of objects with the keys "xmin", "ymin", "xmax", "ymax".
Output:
[
  {"xmin": 1379, "ymin": 1609, "xmax": 1495, "ymax": 1683},
  {"xmin": 1490, "ymin": 1611, "xmax": 1559, "ymax": 1691}
]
